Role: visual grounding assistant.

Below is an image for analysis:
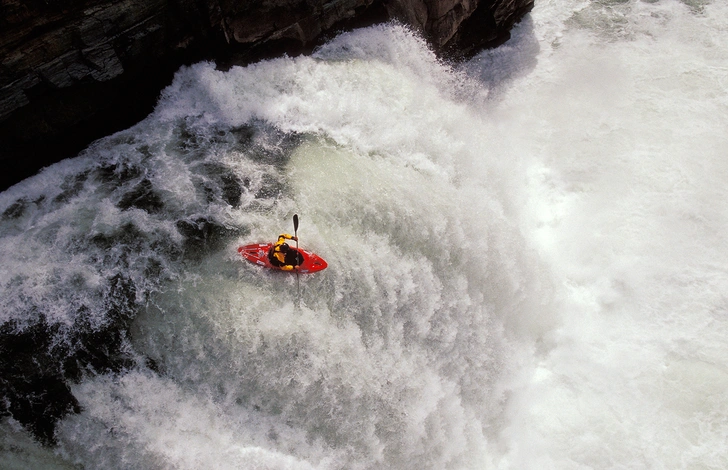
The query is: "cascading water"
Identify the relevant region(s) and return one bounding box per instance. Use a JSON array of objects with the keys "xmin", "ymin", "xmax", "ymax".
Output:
[{"xmin": 1, "ymin": 0, "xmax": 727, "ymax": 468}]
